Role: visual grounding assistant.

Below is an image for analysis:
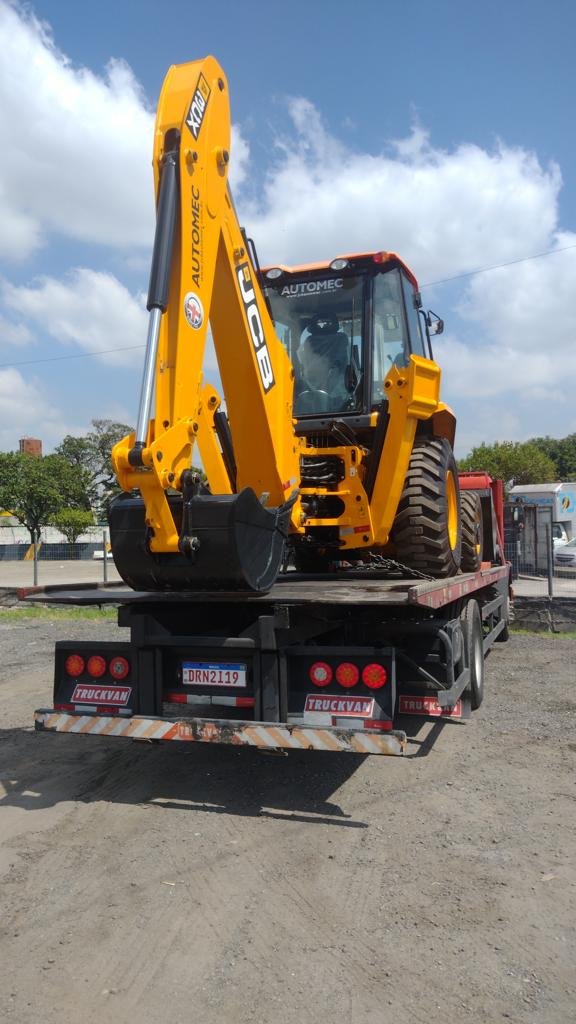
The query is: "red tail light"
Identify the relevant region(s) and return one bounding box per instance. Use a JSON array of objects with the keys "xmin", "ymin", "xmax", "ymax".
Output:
[
  {"xmin": 86, "ymin": 655, "xmax": 107, "ymax": 678},
  {"xmin": 65, "ymin": 654, "xmax": 85, "ymax": 678},
  {"xmin": 362, "ymin": 664, "xmax": 388, "ymax": 689},
  {"xmin": 309, "ymin": 662, "xmax": 333, "ymax": 687},
  {"xmin": 109, "ymin": 656, "xmax": 130, "ymax": 681},
  {"xmin": 335, "ymin": 662, "xmax": 359, "ymax": 688}
]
